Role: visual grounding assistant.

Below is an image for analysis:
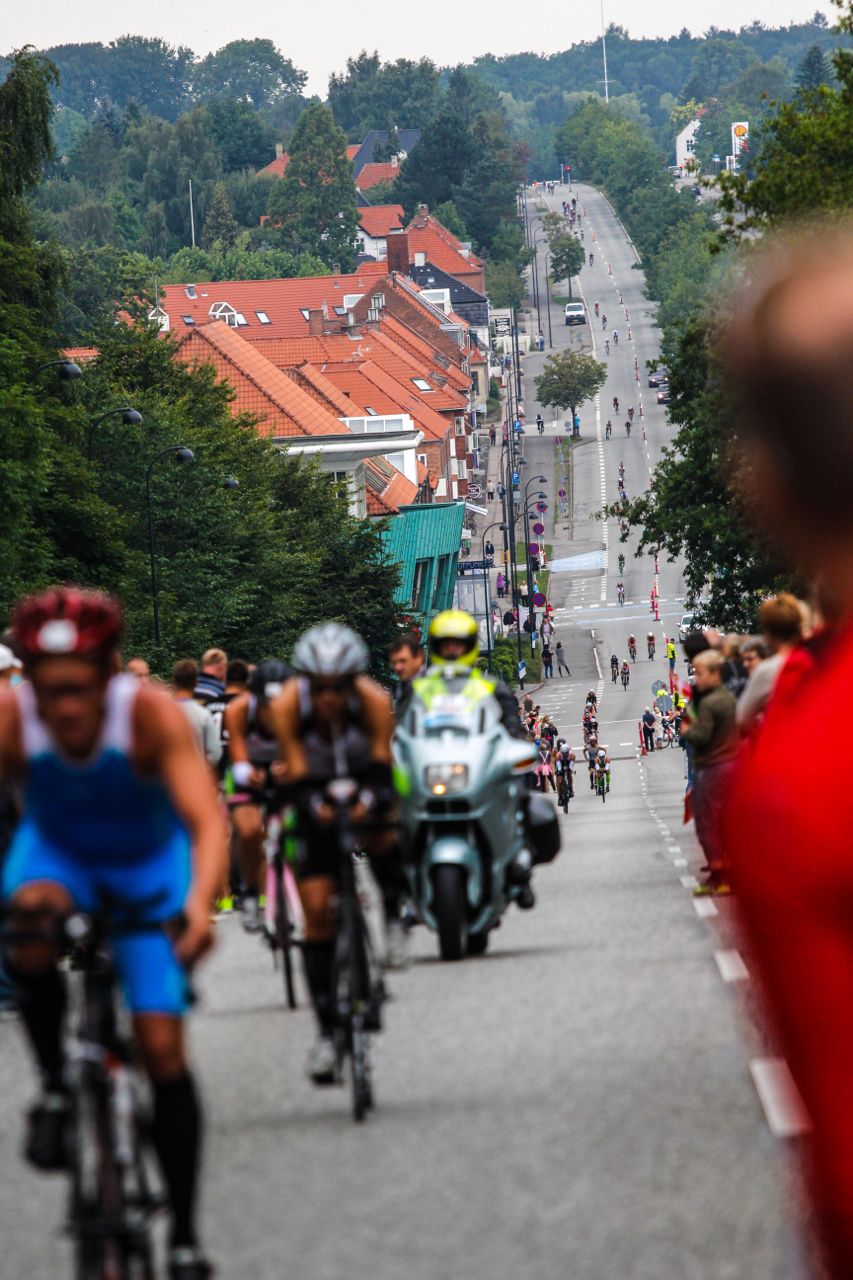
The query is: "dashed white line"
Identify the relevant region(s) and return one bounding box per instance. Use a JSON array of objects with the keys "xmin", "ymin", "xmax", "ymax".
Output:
[
  {"xmin": 680, "ymin": 874, "xmax": 699, "ymax": 890},
  {"xmin": 749, "ymin": 1058, "xmax": 811, "ymax": 1138},
  {"xmin": 693, "ymin": 898, "xmax": 718, "ymax": 919},
  {"xmin": 714, "ymin": 949, "xmax": 749, "ymax": 983},
  {"xmin": 673, "ymin": 858, "xmax": 688, "ymax": 868}
]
